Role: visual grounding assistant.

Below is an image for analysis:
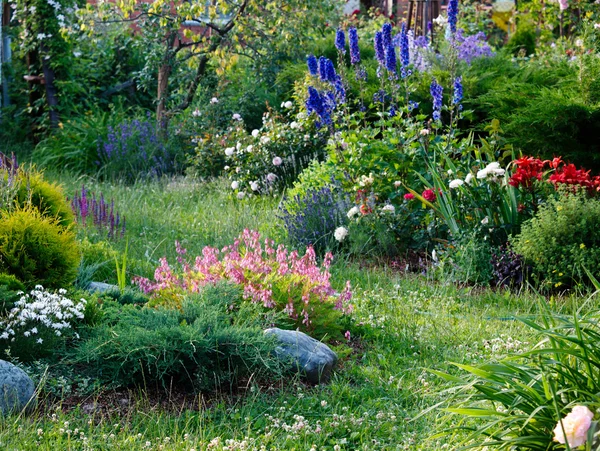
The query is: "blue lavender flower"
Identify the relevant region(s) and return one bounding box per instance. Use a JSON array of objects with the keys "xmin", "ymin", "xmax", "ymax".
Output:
[
  {"xmin": 307, "ymin": 55, "xmax": 318, "ymax": 76},
  {"xmin": 430, "ymin": 79, "xmax": 443, "ymax": 121},
  {"xmin": 453, "ymin": 76, "xmax": 463, "ymax": 110},
  {"xmin": 335, "ymin": 28, "xmax": 346, "ymax": 53},
  {"xmin": 374, "ymin": 31, "xmax": 385, "ymax": 65},
  {"xmin": 447, "ymin": 0, "xmax": 459, "ymax": 34},
  {"xmin": 382, "ymin": 23, "xmax": 393, "ymax": 48},
  {"xmin": 348, "ymin": 27, "xmax": 360, "ymax": 65},
  {"xmin": 384, "ymin": 44, "xmax": 397, "ymax": 76}
]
